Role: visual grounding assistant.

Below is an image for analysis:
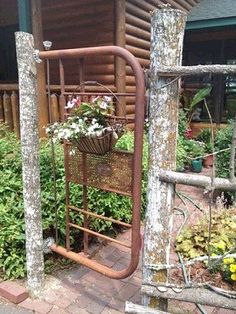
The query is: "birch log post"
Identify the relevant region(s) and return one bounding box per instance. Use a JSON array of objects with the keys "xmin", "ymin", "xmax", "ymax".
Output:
[
  {"xmin": 142, "ymin": 9, "xmax": 186, "ymax": 311},
  {"xmin": 15, "ymin": 32, "xmax": 44, "ymax": 296}
]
